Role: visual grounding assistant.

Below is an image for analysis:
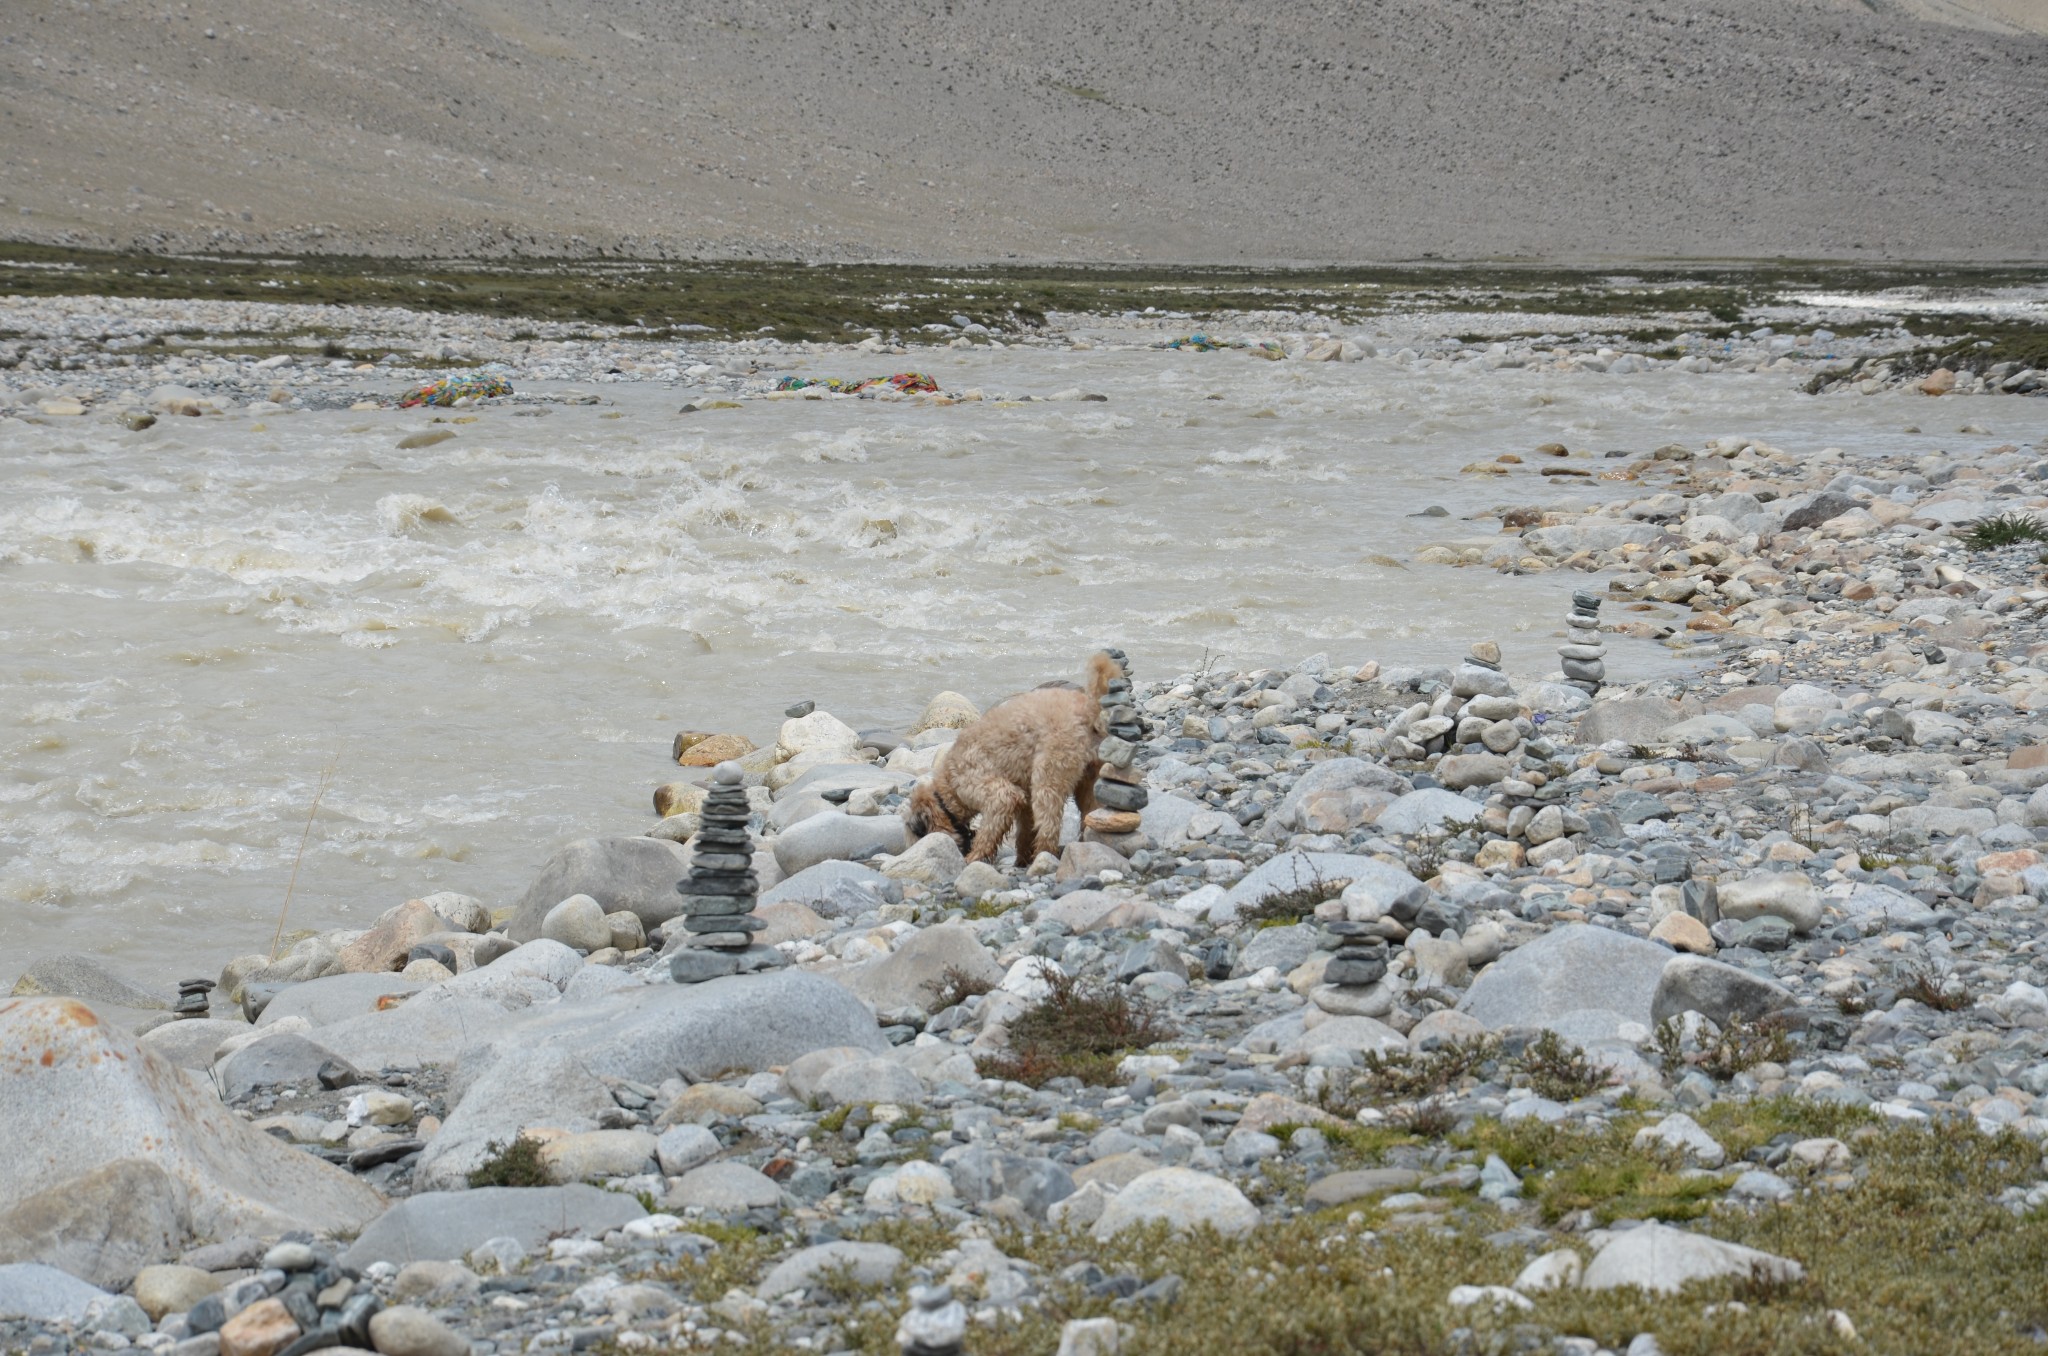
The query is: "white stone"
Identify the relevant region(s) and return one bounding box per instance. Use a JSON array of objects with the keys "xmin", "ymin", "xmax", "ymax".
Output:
[{"xmin": 1091, "ymin": 1168, "xmax": 1259, "ymax": 1240}]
